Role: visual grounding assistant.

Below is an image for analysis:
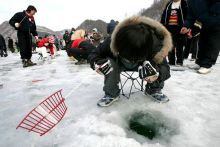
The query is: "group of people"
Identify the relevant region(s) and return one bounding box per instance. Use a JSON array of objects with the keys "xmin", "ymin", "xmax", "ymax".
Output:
[
  {"xmin": 64, "ymin": 27, "xmax": 105, "ymax": 64},
  {"xmin": 161, "ymin": 0, "xmax": 220, "ymax": 74},
  {"xmin": 7, "ymin": 0, "xmax": 220, "ymax": 107},
  {"xmin": 88, "ymin": 0, "xmax": 220, "ymax": 107},
  {"xmin": 0, "ymin": 35, "xmax": 21, "ymax": 58}
]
